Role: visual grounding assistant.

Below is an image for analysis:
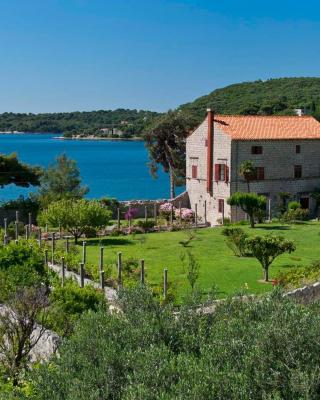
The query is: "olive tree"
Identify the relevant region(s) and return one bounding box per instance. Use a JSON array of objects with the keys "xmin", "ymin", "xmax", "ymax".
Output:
[
  {"xmin": 246, "ymin": 235, "xmax": 296, "ymax": 281},
  {"xmin": 39, "ymin": 199, "xmax": 112, "ymax": 243},
  {"xmin": 227, "ymin": 192, "xmax": 266, "ymax": 228}
]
